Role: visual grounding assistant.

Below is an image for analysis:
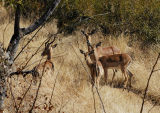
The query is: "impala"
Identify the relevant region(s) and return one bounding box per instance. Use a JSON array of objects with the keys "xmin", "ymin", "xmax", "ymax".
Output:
[
  {"xmin": 33, "ymin": 41, "xmax": 57, "ymax": 78},
  {"xmin": 99, "ymin": 53, "xmax": 133, "ymax": 88},
  {"xmin": 81, "ymin": 30, "xmax": 121, "ymax": 83},
  {"xmin": 21, "ymin": 38, "xmax": 57, "ymax": 83},
  {"xmin": 80, "ymin": 49, "xmax": 101, "ymax": 87}
]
